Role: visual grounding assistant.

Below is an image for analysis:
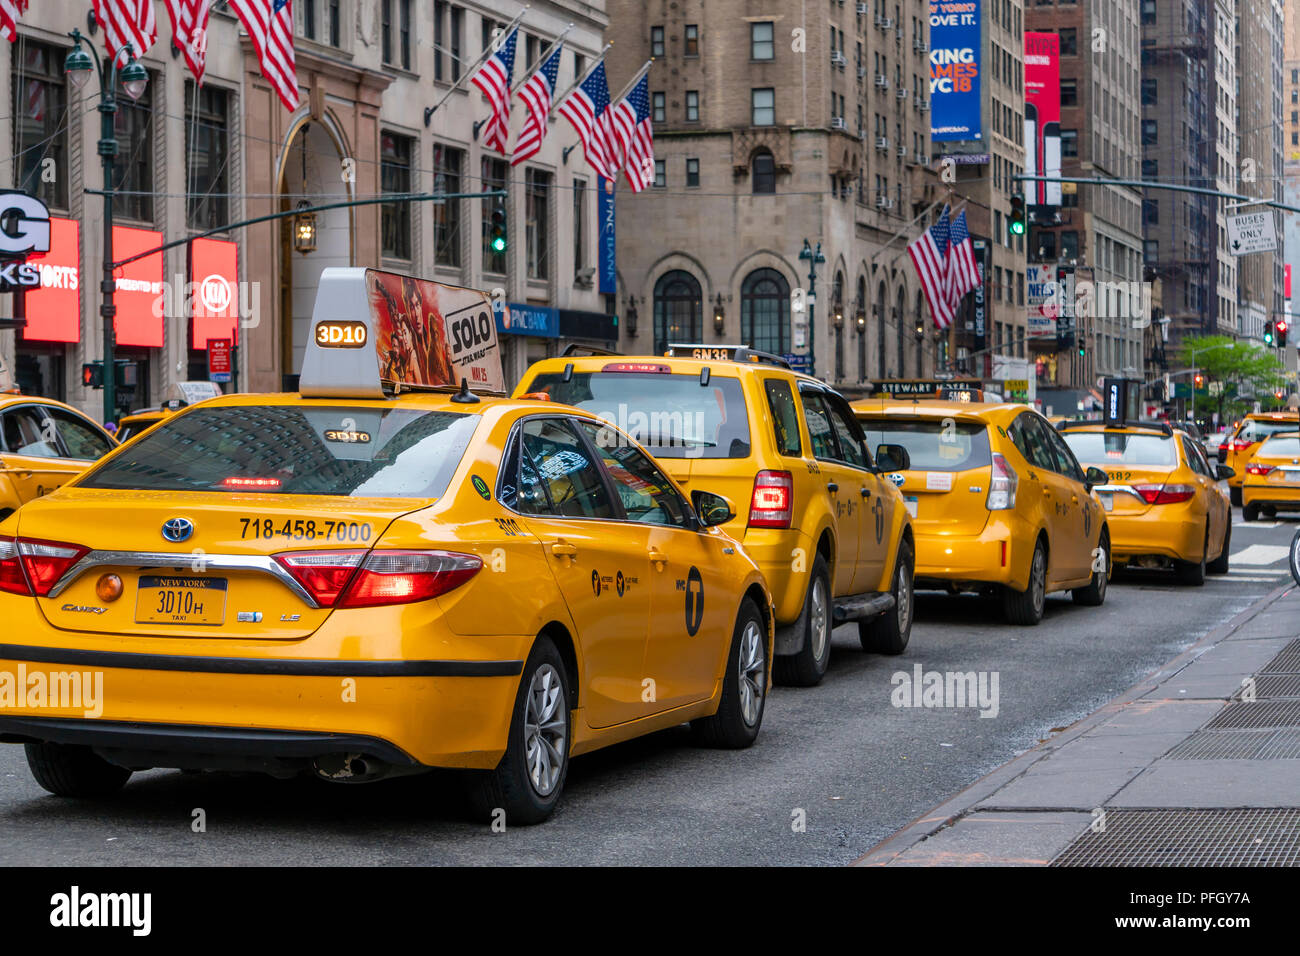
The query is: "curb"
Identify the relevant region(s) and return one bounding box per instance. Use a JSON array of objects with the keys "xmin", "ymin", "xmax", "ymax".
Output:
[{"xmin": 853, "ymin": 579, "xmax": 1296, "ymax": 866}]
